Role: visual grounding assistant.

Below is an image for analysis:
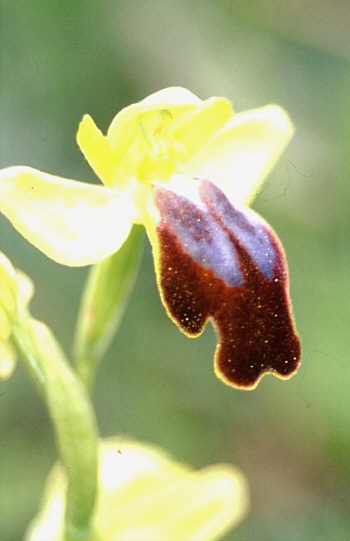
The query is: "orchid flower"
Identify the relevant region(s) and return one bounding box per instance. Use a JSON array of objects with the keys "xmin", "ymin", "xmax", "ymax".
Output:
[
  {"xmin": 25, "ymin": 437, "xmax": 249, "ymax": 541},
  {"xmin": 0, "ymin": 87, "xmax": 300, "ymax": 389}
]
